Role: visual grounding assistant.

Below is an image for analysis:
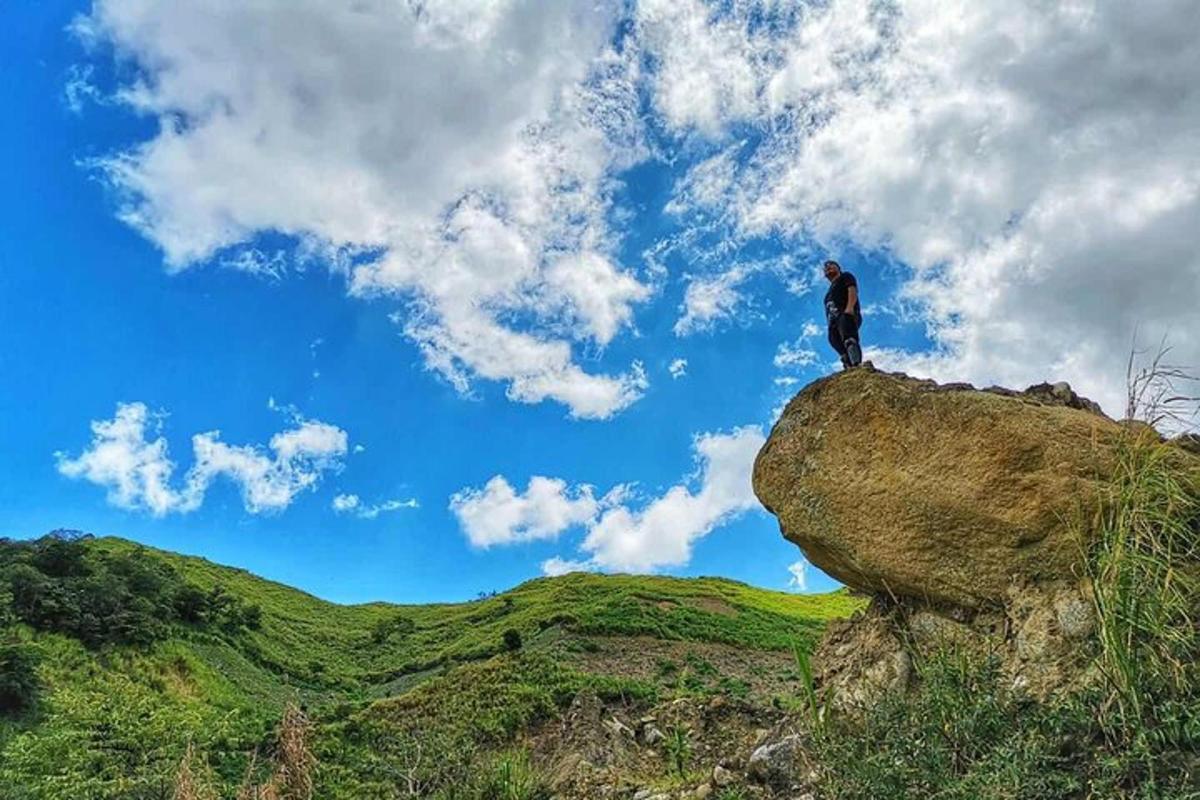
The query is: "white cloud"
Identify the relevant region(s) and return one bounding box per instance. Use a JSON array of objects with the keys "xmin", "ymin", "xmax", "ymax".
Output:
[
  {"xmin": 57, "ymin": 402, "xmax": 348, "ymax": 515},
  {"xmin": 76, "ymin": 0, "xmax": 652, "ymax": 420},
  {"xmin": 75, "ymin": 1, "xmax": 1200, "ymax": 420},
  {"xmin": 540, "ymin": 556, "xmax": 595, "ymax": 577},
  {"xmin": 331, "ymin": 493, "xmax": 360, "ymax": 513},
  {"xmin": 450, "ymin": 475, "xmax": 602, "ymax": 549},
  {"xmin": 54, "ymin": 403, "xmax": 182, "ymax": 516},
  {"xmin": 221, "ymin": 248, "xmax": 288, "ymax": 280},
  {"xmin": 773, "ymin": 342, "xmax": 820, "ymax": 370},
  {"xmin": 63, "ymin": 64, "xmax": 103, "ymax": 114},
  {"xmin": 635, "ymin": 0, "xmax": 764, "ymax": 136},
  {"xmin": 674, "ymin": 264, "xmax": 754, "ymax": 336},
  {"xmin": 668, "ymin": 358, "xmax": 688, "ymax": 379},
  {"xmin": 650, "ymin": 0, "xmax": 1200, "ymax": 416},
  {"xmin": 332, "ymin": 493, "xmax": 419, "ymax": 519},
  {"xmin": 462, "ymin": 426, "xmax": 765, "ymax": 573},
  {"xmin": 580, "ymin": 426, "xmax": 765, "ymax": 571},
  {"xmin": 787, "ymin": 558, "xmax": 809, "ymax": 592}
]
